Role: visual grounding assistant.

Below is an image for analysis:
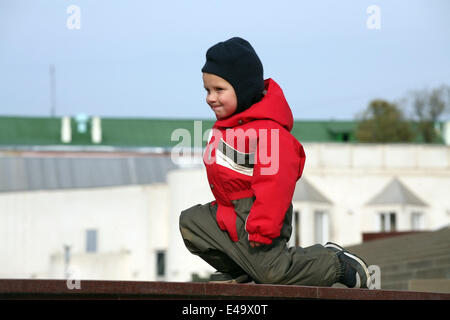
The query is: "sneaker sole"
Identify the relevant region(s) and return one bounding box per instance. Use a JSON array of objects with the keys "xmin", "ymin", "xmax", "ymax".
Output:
[
  {"xmin": 209, "ymin": 274, "xmax": 249, "ymax": 284},
  {"xmin": 324, "ymin": 242, "xmax": 344, "ymax": 252}
]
